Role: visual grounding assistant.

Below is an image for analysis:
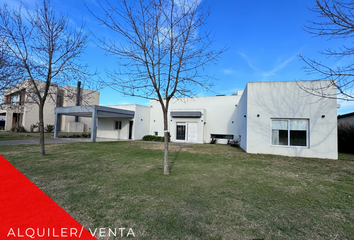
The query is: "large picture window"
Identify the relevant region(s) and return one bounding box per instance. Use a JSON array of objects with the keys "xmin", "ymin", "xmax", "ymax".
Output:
[{"xmin": 272, "ymin": 119, "xmax": 308, "ymax": 147}]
